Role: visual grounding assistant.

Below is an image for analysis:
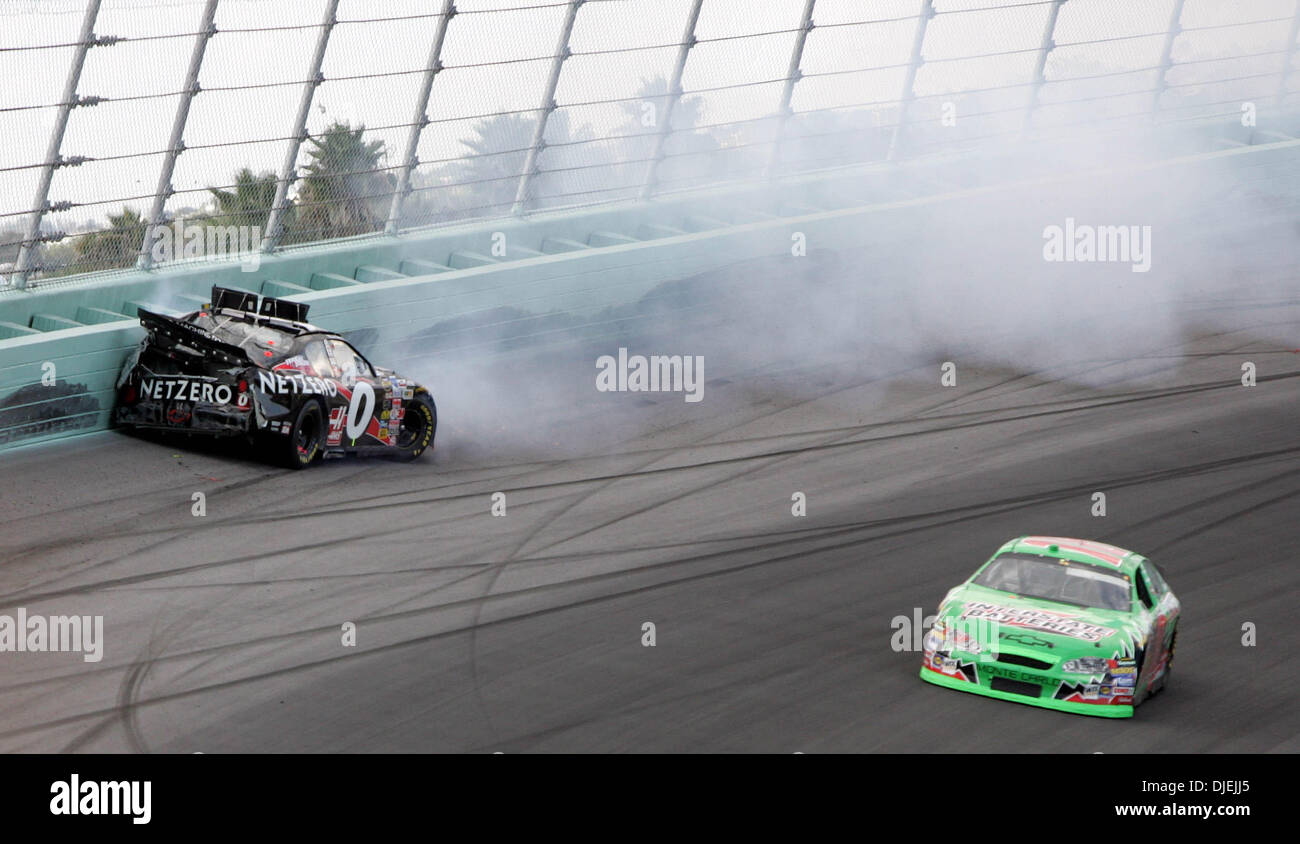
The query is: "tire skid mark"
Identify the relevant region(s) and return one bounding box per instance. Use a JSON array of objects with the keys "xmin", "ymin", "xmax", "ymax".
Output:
[{"xmin": 4, "ymin": 434, "xmax": 1294, "ymax": 721}]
